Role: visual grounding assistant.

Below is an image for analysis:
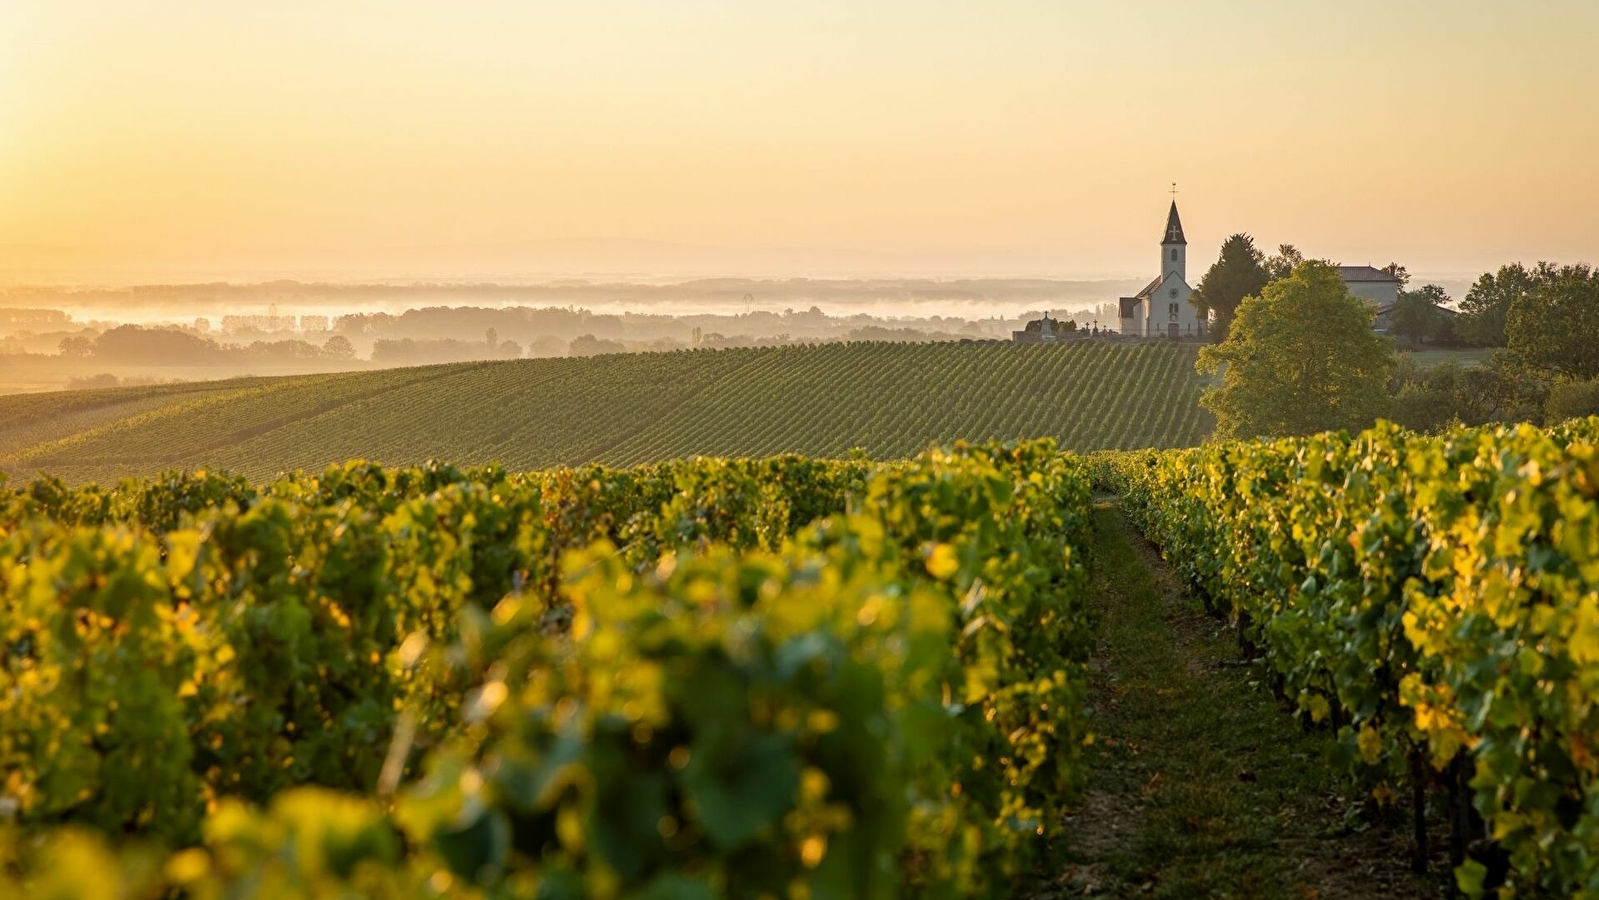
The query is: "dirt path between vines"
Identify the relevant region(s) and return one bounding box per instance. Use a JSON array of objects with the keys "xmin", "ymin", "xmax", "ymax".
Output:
[{"xmin": 1035, "ymin": 504, "xmax": 1448, "ymax": 900}]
